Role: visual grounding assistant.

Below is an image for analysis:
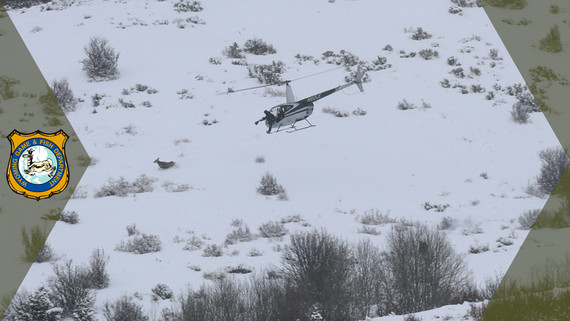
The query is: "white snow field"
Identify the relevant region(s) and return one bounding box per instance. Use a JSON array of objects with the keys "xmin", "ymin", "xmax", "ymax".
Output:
[{"xmin": 6, "ymin": 0, "xmax": 562, "ymax": 320}]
